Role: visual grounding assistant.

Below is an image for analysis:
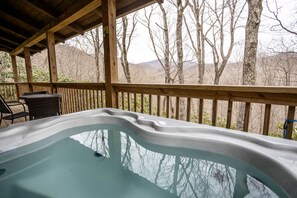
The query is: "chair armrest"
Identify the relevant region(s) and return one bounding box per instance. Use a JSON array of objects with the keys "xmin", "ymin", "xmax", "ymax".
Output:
[
  {"xmin": 6, "ymin": 100, "xmax": 25, "ymax": 106},
  {"xmin": 7, "ymin": 100, "xmax": 26, "ymax": 111}
]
